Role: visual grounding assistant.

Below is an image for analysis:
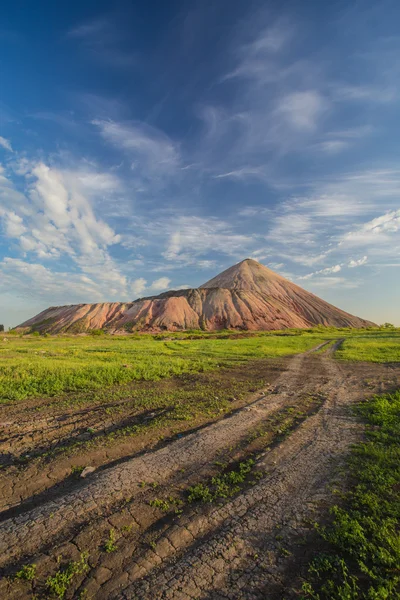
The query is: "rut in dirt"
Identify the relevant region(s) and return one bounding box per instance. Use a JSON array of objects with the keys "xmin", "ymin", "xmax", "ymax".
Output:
[
  {"xmin": 0, "ymin": 345, "xmax": 329, "ymax": 570},
  {"xmin": 1, "ymin": 346, "xmax": 398, "ymax": 600},
  {"xmin": 114, "ymin": 356, "xmax": 363, "ymax": 600}
]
